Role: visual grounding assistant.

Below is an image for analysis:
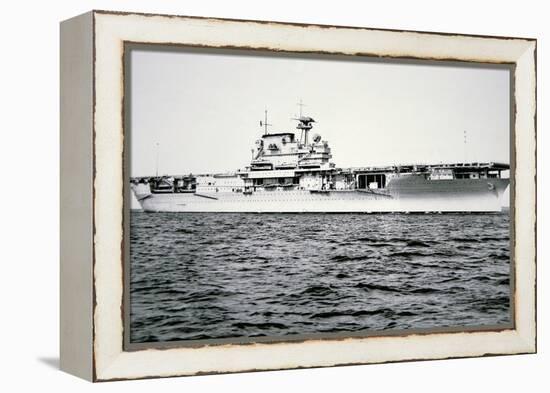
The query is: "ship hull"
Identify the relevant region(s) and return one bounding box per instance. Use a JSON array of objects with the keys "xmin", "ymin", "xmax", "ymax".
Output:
[{"xmin": 132, "ymin": 176, "xmax": 509, "ymax": 213}]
